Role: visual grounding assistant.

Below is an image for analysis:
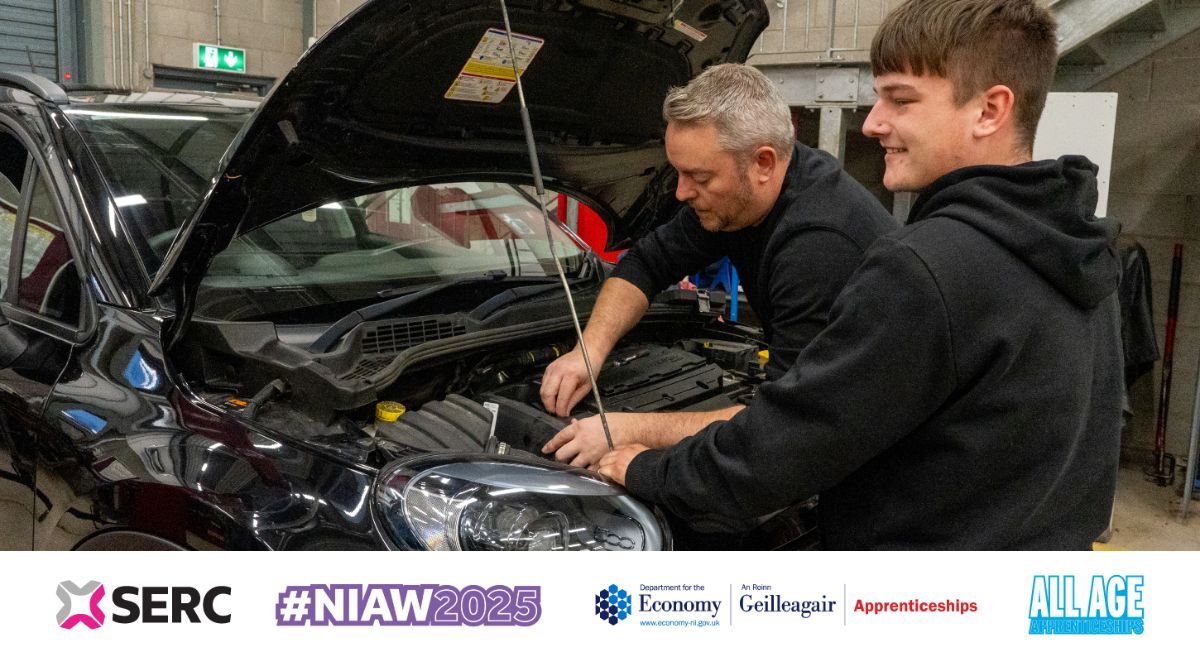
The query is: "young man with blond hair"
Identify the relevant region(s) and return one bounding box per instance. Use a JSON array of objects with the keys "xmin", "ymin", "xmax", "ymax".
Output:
[{"xmin": 598, "ymin": 0, "xmax": 1122, "ymax": 549}]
